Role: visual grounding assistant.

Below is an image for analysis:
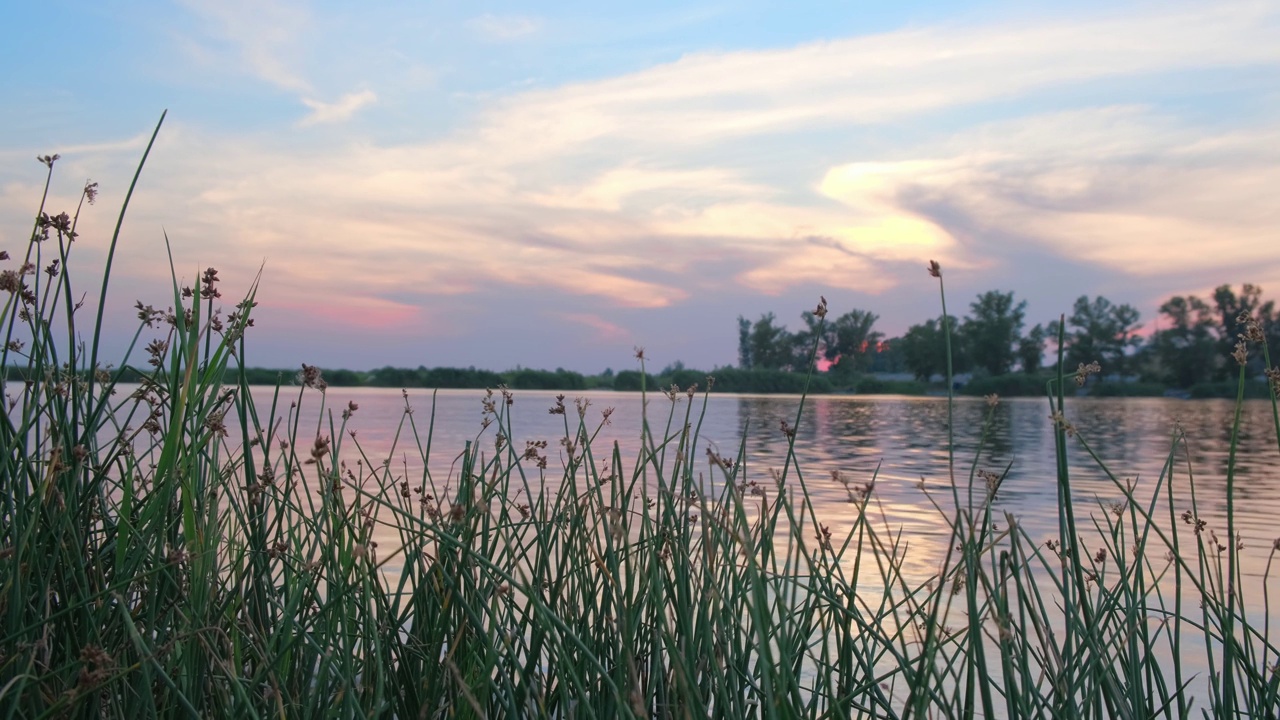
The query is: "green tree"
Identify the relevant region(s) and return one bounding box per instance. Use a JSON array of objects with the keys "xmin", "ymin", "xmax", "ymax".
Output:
[
  {"xmin": 960, "ymin": 290, "xmax": 1025, "ymax": 376},
  {"xmin": 368, "ymin": 365, "xmax": 414, "ymax": 387},
  {"xmin": 1211, "ymin": 284, "xmax": 1276, "ymax": 379},
  {"xmin": 1150, "ymin": 295, "xmax": 1218, "ymax": 388},
  {"xmin": 1052, "ymin": 296, "xmax": 1143, "ymax": 377},
  {"xmin": 899, "ymin": 316, "xmax": 965, "ymax": 381},
  {"xmin": 791, "ymin": 310, "xmax": 826, "ymax": 372},
  {"xmin": 869, "ymin": 337, "xmax": 906, "ymax": 374},
  {"xmin": 748, "ymin": 312, "xmax": 794, "ymax": 370},
  {"xmin": 1108, "ymin": 304, "xmax": 1143, "ymax": 377},
  {"xmin": 822, "ymin": 309, "xmax": 882, "ymax": 375},
  {"xmin": 1017, "ymin": 323, "xmax": 1048, "ymax": 374},
  {"xmin": 737, "ymin": 316, "xmax": 752, "ymax": 369}
]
